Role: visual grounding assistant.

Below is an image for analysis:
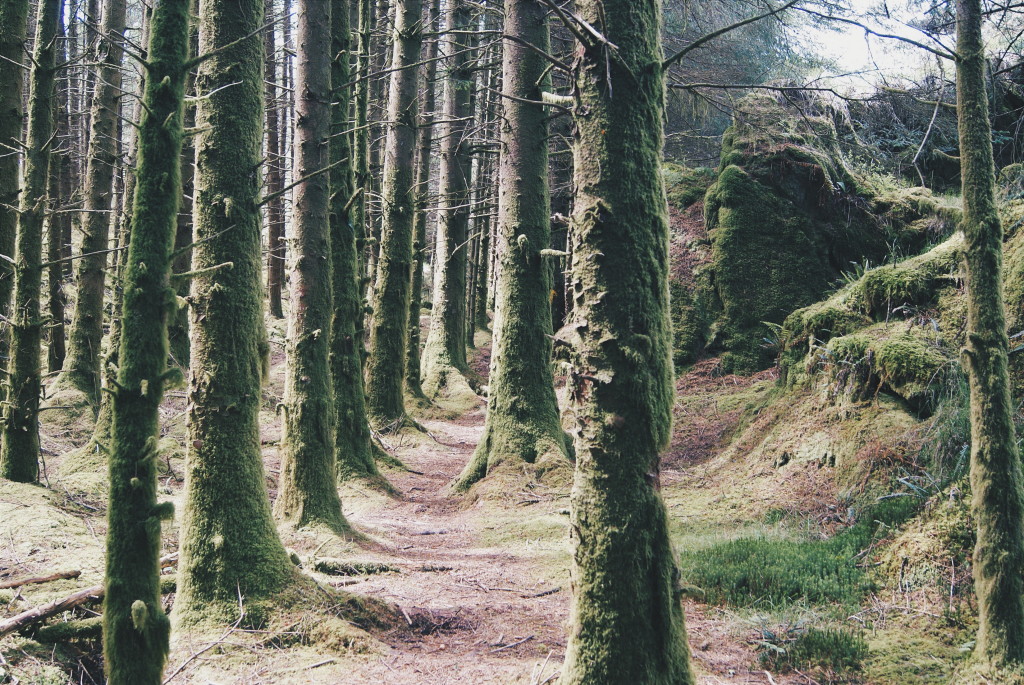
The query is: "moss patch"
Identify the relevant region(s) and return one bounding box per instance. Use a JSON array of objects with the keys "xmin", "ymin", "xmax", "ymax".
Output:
[{"xmin": 694, "ymin": 94, "xmax": 958, "ymax": 374}]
